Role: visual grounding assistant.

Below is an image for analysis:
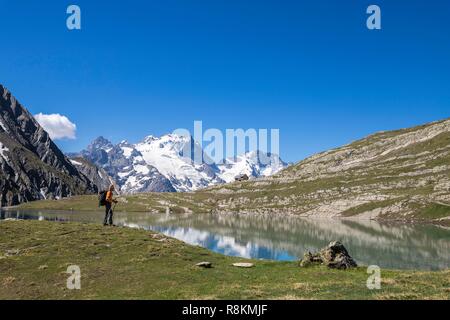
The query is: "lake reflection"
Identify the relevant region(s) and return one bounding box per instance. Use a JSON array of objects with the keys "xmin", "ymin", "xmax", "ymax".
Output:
[{"xmin": 1, "ymin": 209, "xmax": 449, "ymax": 270}]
